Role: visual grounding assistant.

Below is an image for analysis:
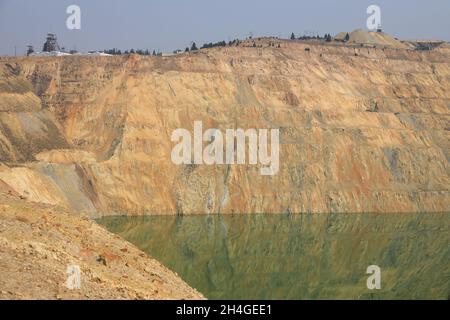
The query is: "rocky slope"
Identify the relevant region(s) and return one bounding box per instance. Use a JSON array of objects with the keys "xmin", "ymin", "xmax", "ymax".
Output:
[
  {"xmin": 0, "ymin": 39, "xmax": 449, "ymax": 215},
  {"xmin": 0, "ymin": 190, "xmax": 204, "ymax": 300}
]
